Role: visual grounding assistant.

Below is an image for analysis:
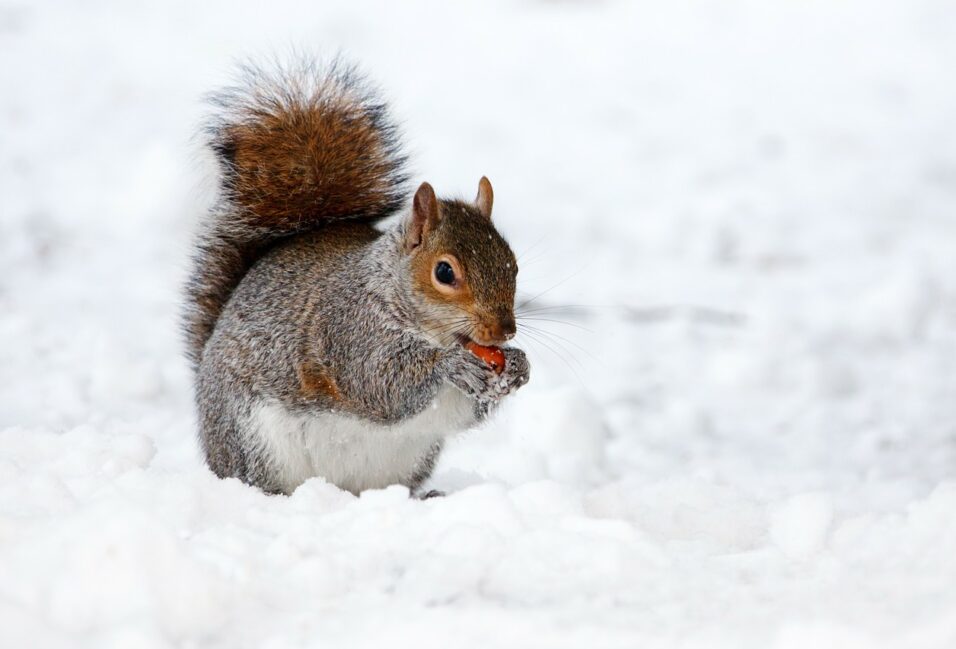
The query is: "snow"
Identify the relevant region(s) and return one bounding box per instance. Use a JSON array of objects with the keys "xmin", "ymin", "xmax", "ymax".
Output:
[
  {"xmin": 2, "ymin": 0, "xmax": 956, "ymax": 647},
  {"xmin": 768, "ymin": 492, "xmax": 834, "ymax": 560}
]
